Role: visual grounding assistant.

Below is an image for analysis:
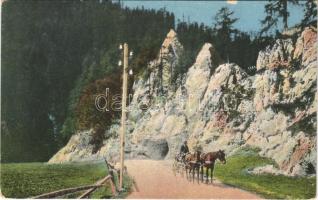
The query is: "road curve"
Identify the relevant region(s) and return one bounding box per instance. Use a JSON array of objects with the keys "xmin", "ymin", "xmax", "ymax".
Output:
[{"xmin": 126, "ymin": 160, "xmax": 261, "ymax": 199}]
